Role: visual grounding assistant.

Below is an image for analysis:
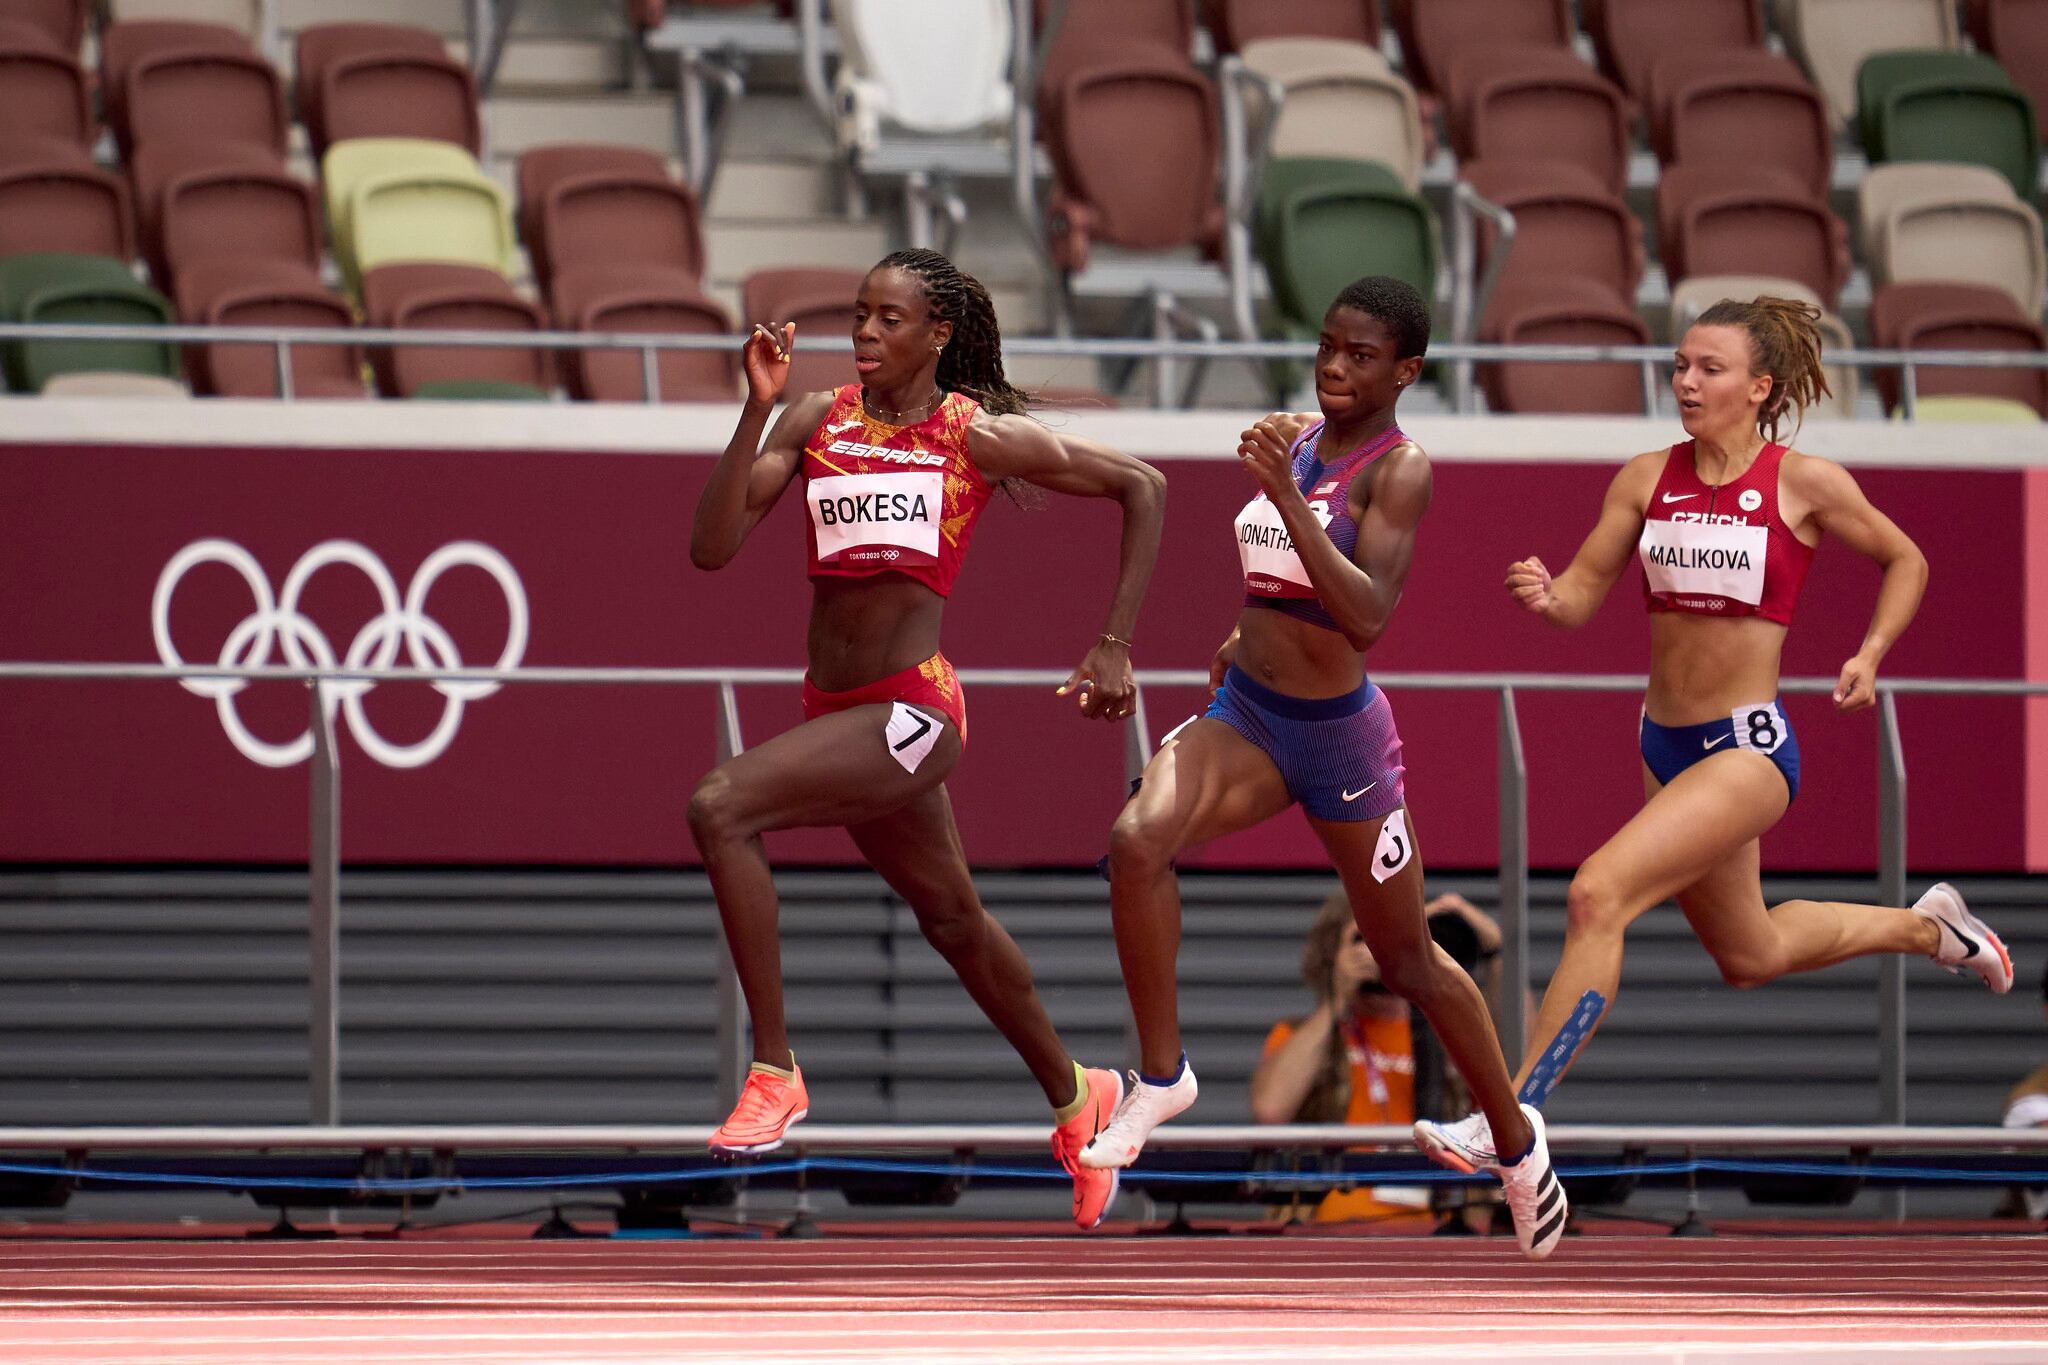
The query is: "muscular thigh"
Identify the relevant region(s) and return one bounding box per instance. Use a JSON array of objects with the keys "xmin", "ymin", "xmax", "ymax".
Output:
[
  {"xmin": 1673, "ymin": 831, "xmax": 1772, "ymax": 961},
  {"xmin": 700, "ymin": 702, "xmax": 960, "ymax": 833},
  {"xmin": 1311, "ymin": 804, "xmax": 1430, "ymax": 959},
  {"xmin": 846, "ymin": 782, "xmax": 975, "ymax": 911},
  {"xmin": 1579, "ymin": 752, "xmax": 1789, "ymax": 919},
  {"xmin": 1122, "ymin": 716, "xmax": 1293, "ymax": 849}
]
